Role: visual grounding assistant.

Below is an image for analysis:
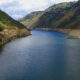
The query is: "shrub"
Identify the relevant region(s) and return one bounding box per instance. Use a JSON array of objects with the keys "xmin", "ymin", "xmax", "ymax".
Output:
[{"xmin": 0, "ymin": 24, "xmax": 5, "ymax": 31}]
